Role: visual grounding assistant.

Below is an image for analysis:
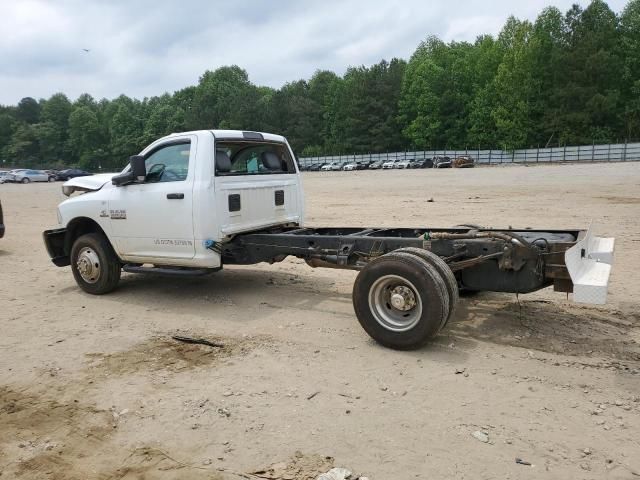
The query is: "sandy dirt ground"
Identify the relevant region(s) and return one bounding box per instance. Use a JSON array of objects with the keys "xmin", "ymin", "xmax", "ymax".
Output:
[{"xmin": 1, "ymin": 162, "xmax": 639, "ymax": 480}]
